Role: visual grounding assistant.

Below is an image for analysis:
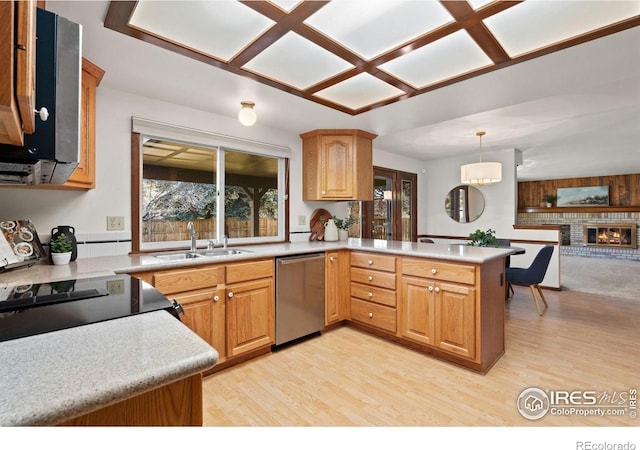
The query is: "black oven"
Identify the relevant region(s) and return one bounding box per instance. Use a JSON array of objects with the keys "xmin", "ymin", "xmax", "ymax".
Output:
[{"xmin": 0, "ymin": 274, "xmax": 183, "ymax": 342}]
